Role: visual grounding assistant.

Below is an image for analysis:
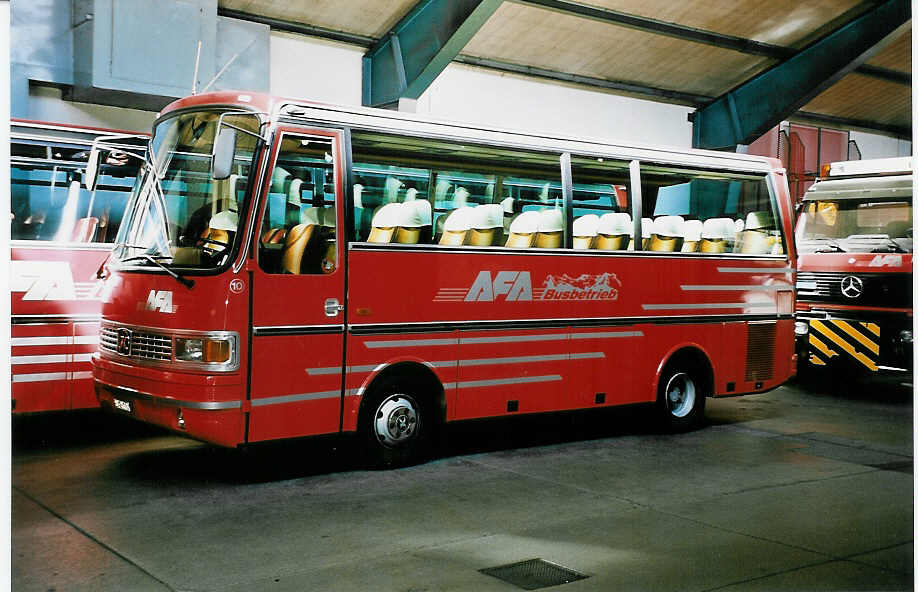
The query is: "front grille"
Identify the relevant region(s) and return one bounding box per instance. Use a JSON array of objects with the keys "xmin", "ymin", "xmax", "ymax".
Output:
[
  {"xmin": 100, "ymin": 325, "xmax": 173, "ymax": 361},
  {"xmin": 797, "ymin": 271, "xmax": 912, "ymax": 308},
  {"xmin": 746, "ymin": 322, "xmax": 776, "ymax": 381}
]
